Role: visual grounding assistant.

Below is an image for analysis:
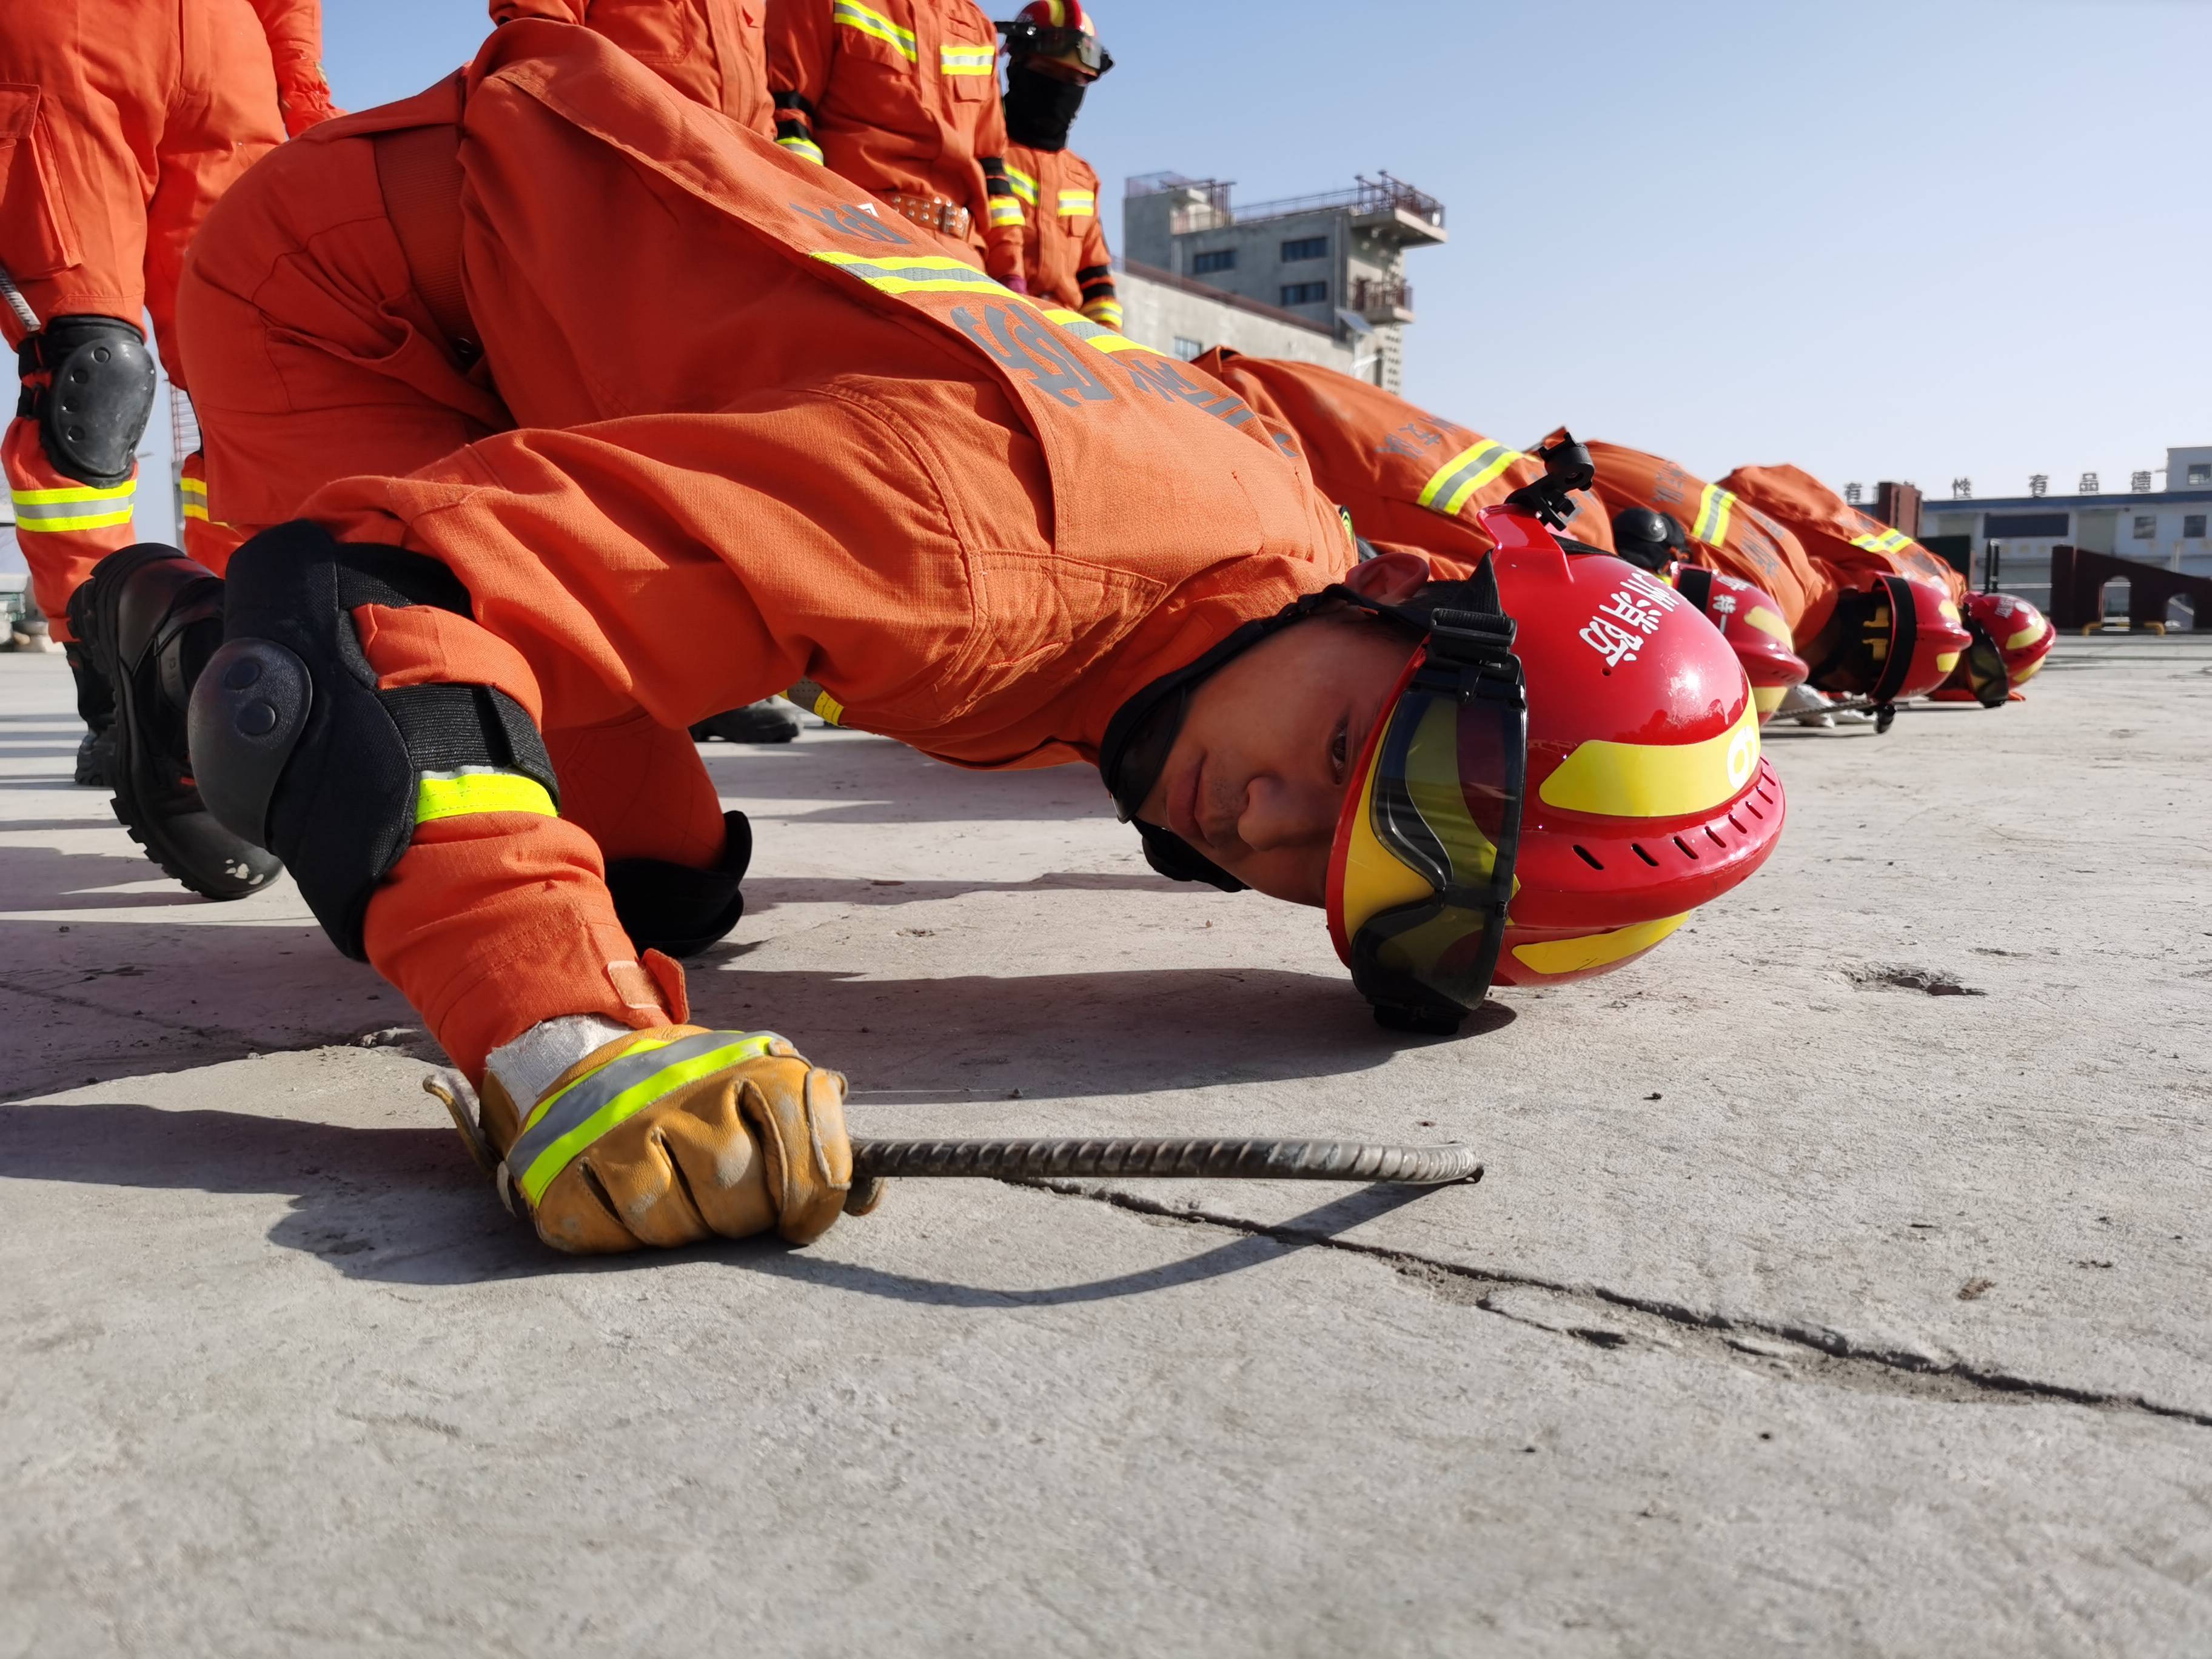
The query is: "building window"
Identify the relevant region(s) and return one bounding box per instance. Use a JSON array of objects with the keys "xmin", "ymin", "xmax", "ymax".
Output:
[
  {"xmin": 2185, "ymin": 514, "xmax": 2208, "ymax": 538},
  {"xmin": 1279, "ymin": 281, "xmax": 1329, "ymax": 306},
  {"xmin": 2132, "ymin": 515, "xmax": 2156, "ymax": 539},
  {"xmin": 2188, "ymin": 463, "xmax": 2211, "ymax": 485},
  {"xmin": 1171, "ymin": 336, "xmax": 1204, "ymax": 362},
  {"xmin": 1985, "ymin": 512, "xmax": 2068, "ymax": 538},
  {"xmin": 1280, "ymin": 235, "xmax": 1328, "ymax": 262},
  {"xmin": 1189, "ymin": 249, "xmax": 1236, "ymax": 275}
]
